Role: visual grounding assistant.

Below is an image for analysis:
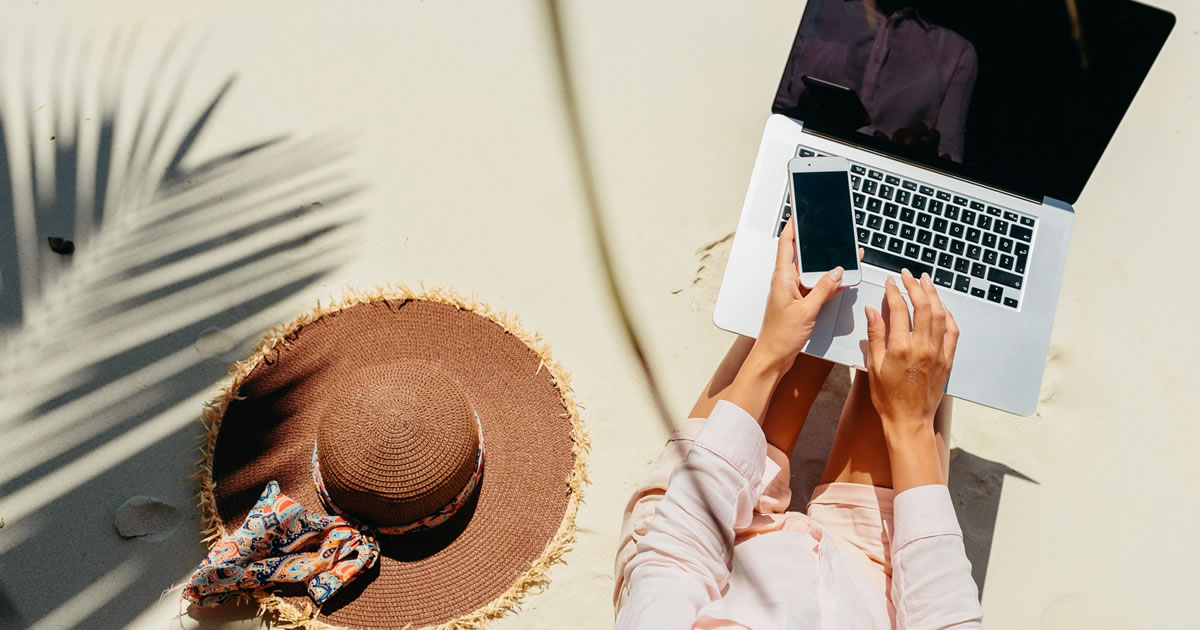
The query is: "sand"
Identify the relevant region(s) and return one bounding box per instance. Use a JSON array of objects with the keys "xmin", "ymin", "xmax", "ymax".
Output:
[{"xmin": 0, "ymin": 1, "xmax": 1198, "ymax": 628}]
